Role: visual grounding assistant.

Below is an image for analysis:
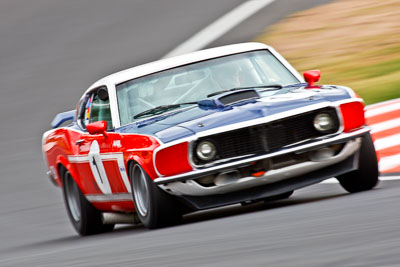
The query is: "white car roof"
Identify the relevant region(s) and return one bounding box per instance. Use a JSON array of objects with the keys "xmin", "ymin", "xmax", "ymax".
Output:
[{"xmin": 87, "ymin": 42, "xmax": 274, "ymax": 90}]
